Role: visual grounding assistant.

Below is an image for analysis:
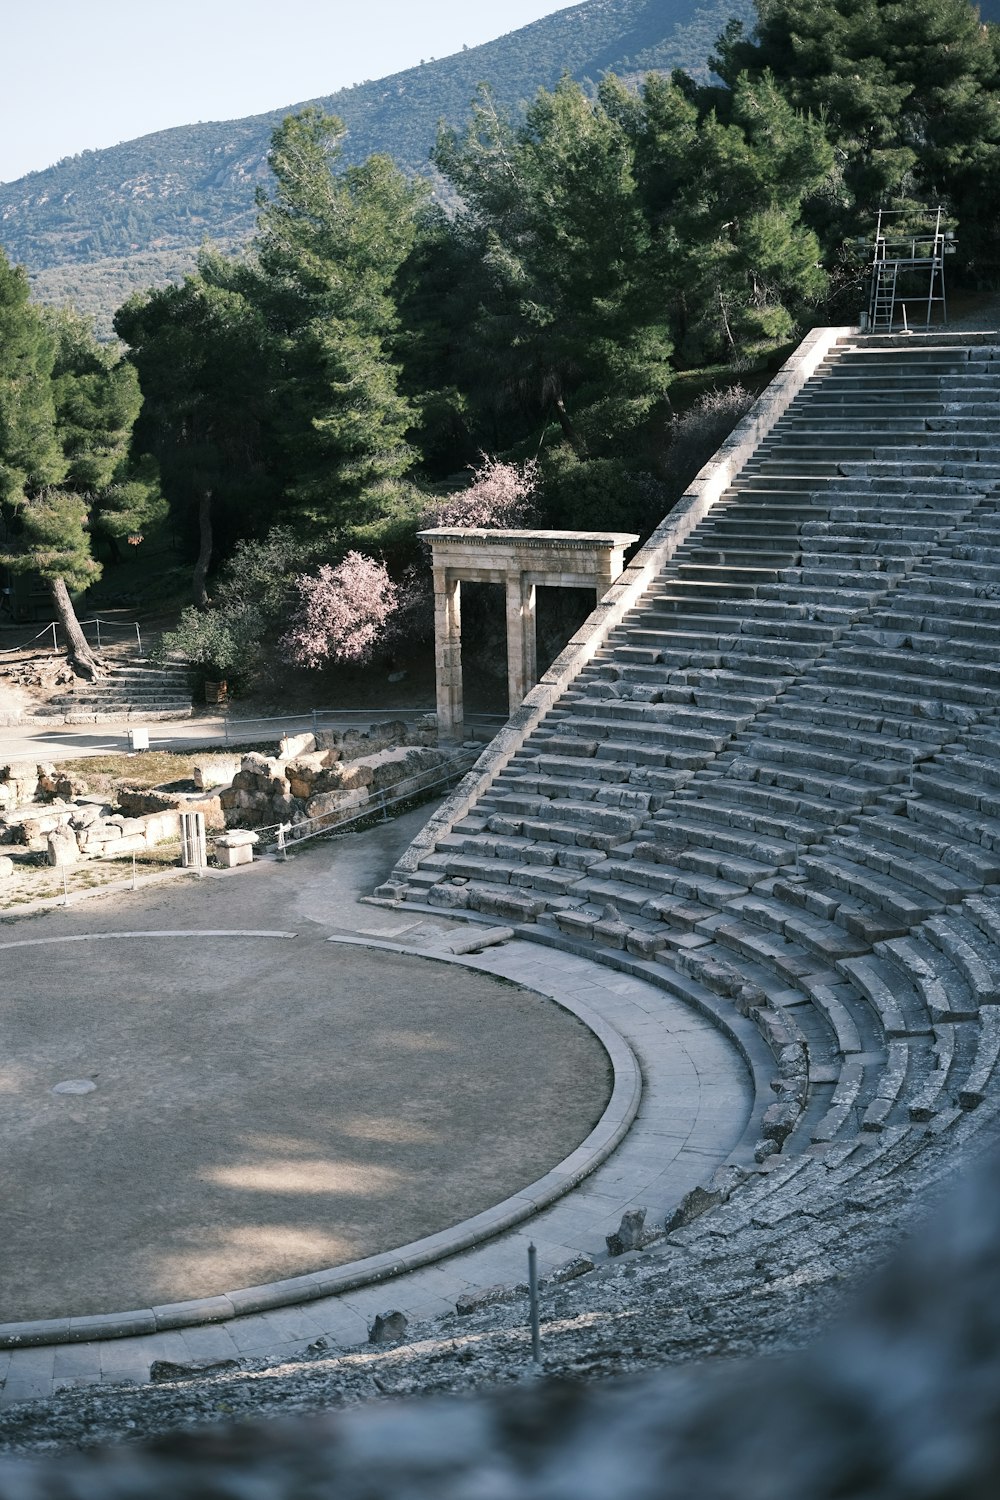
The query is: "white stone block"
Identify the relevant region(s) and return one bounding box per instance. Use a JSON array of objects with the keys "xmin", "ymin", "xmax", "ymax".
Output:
[{"xmin": 216, "ymin": 842, "xmax": 254, "ymax": 868}]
